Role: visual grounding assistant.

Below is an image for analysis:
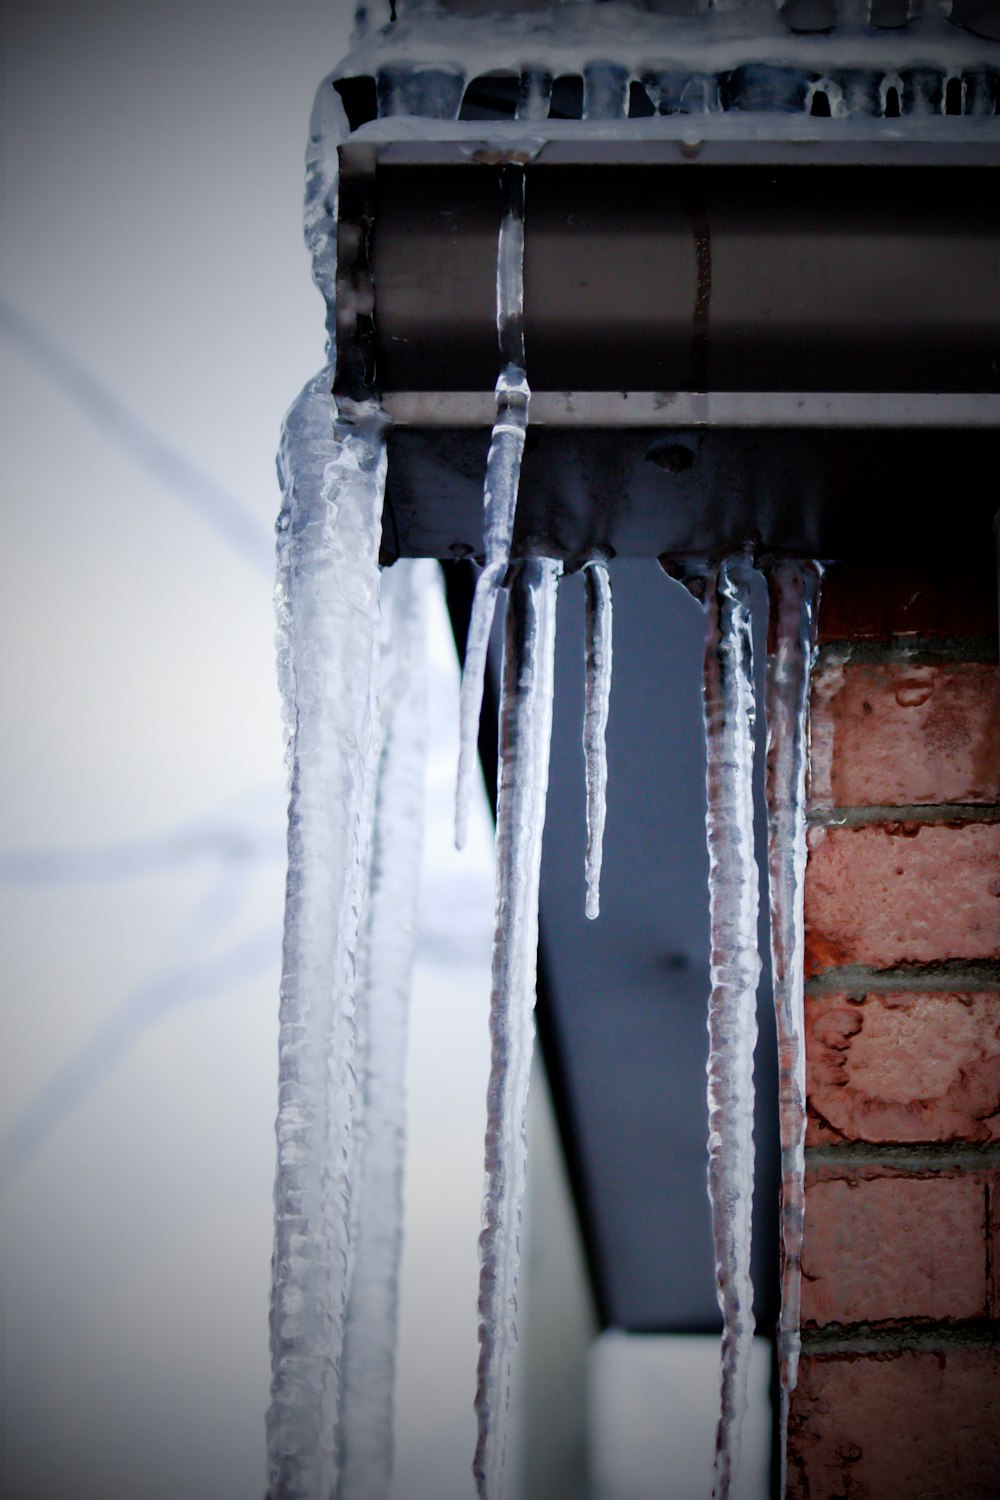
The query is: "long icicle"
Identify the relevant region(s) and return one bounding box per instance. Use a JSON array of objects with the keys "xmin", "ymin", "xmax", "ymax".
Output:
[
  {"xmin": 762, "ymin": 557, "xmax": 823, "ymax": 1495},
  {"xmin": 455, "ymin": 164, "xmax": 529, "ymax": 849},
  {"xmin": 582, "ymin": 559, "xmax": 613, "ymax": 920},
  {"xmin": 268, "ymin": 386, "xmax": 389, "ymax": 1500},
  {"xmin": 701, "ymin": 553, "xmax": 761, "ymax": 1500},
  {"xmin": 336, "ymin": 559, "xmax": 430, "ymax": 1500},
  {"xmin": 473, "ymin": 557, "xmax": 561, "ymax": 1500}
]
